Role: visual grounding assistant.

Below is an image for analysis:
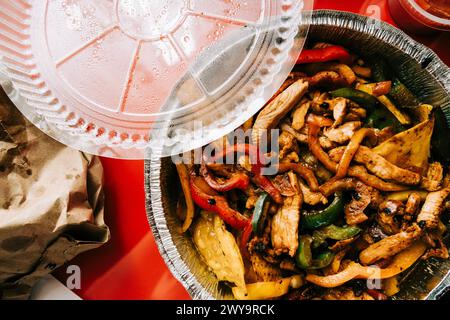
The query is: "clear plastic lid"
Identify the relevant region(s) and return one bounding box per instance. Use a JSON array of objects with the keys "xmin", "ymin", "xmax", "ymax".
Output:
[{"xmin": 0, "ymin": 0, "xmax": 313, "ymax": 159}]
